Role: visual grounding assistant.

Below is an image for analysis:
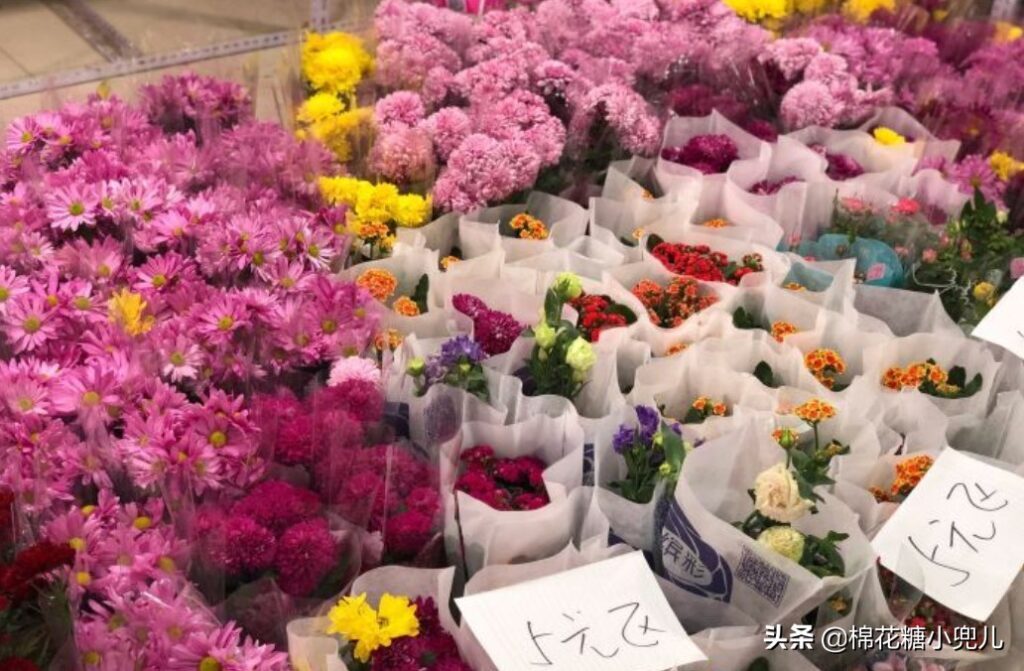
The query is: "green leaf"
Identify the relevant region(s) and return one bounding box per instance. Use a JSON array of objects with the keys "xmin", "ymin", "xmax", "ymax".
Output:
[
  {"xmin": 961, "ymin": 373, "xmax": 983, "ymax": 397},
  {"xmin": 412, "ymin": 274, "xmax": 430, "ymax": 313},
  {"xmin": 543, "ymin": 290, "xmax": 563, "ymax": 326},
  {"xmin": 646, "ymin": 233, "xmax": 665, "ymax": 253},
  {"xmin": 947, "ymin": 365, "xmax": 967, "ymax": 388},
  {"xmin": 732, "ymin": 306, "xmax": 762, "ymax": 330},
  {"xmin": 606, "ymin": 303, "xmax": 638, "ymax": 324},
  {"xmin": 753, "ymin": 360, "xmax": 777, "ymax": 388},
  {"xmin": 682, "ymin": 407, "xmax": 705, "ymax": 424},
  {"xmin": 746, "ymin": 658, "xmax": 770, "ymax": 671}
]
